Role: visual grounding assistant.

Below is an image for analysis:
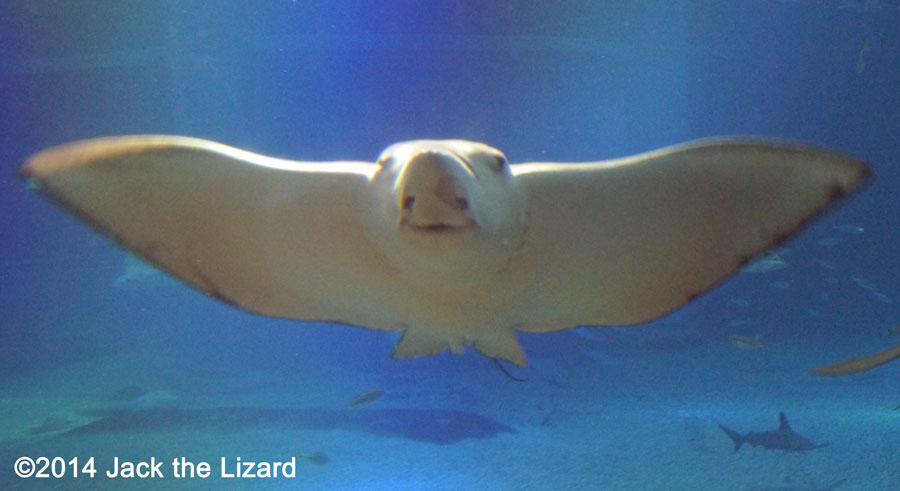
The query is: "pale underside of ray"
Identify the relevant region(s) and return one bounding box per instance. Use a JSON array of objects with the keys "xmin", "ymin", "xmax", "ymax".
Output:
[
  {"xmin": 22, "ymin": 135, "xmax": 395, "ymax": 327},
  {"xmin": 506, "ymin": 140, "xmax": 868, "ymax": 330},
  {"xmin": 813, "ymin": 343, "xmax": 900, "ymax": 375},
  {"xmin": 22, "ymin": 135, "xmax": 869, "ymax": 367}
]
